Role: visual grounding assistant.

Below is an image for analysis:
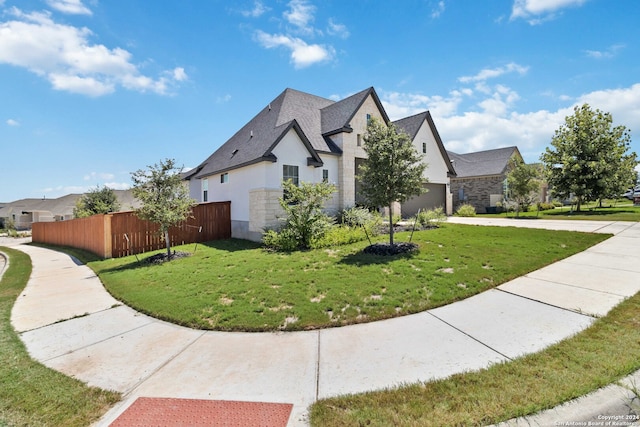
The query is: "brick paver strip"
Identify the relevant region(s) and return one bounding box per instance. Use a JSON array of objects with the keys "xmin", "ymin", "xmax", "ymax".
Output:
[{"xmin": 109, "ymin": 397, "xmax": 293, "ymax": 426}]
